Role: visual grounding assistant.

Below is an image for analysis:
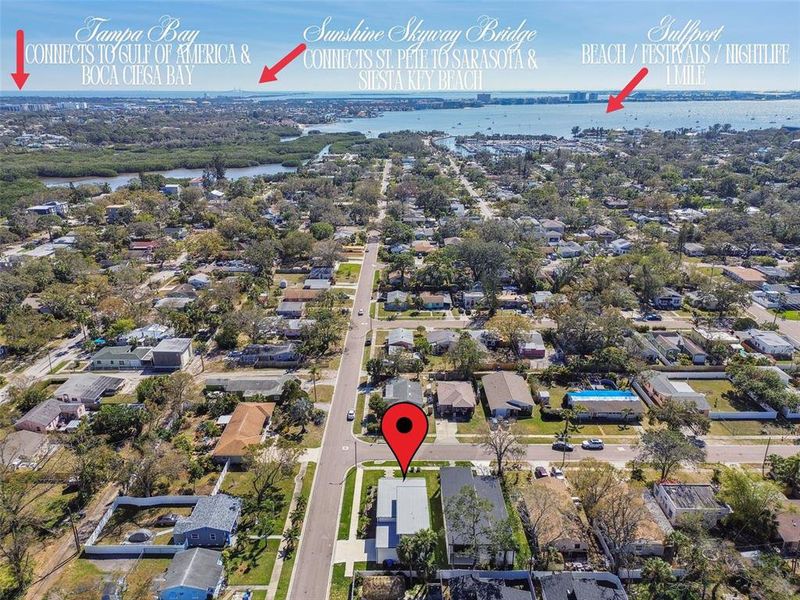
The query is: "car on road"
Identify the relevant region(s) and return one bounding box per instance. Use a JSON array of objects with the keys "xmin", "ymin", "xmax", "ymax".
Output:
[
  {"xmin": 346, "ymin": 409, "xmax": 356, "ymax": 421},
  {"xmin": 644, "ymin": 313, "xmax": 663, "ymax": 321},
  {"xmin": 358, "ymin": 308, "xmax": 364, "ymax": 316},
  {"xmin": 550, "ymin": 466, "xmax": 565, "ymax": 479},
  {"xmin": 552, "ymin": 440, "xmax": 574, "ymax": 452},
  {"xmin": 534, "ymin": 466, "xmax": 549, "ymax": 478},
  {"xmin": 690, "ymin": 436, "xmax": 706, "ymax": 448},
  {"xmin": 581, "ymin": 439, "xmax": 605, "ymax": 450}
]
